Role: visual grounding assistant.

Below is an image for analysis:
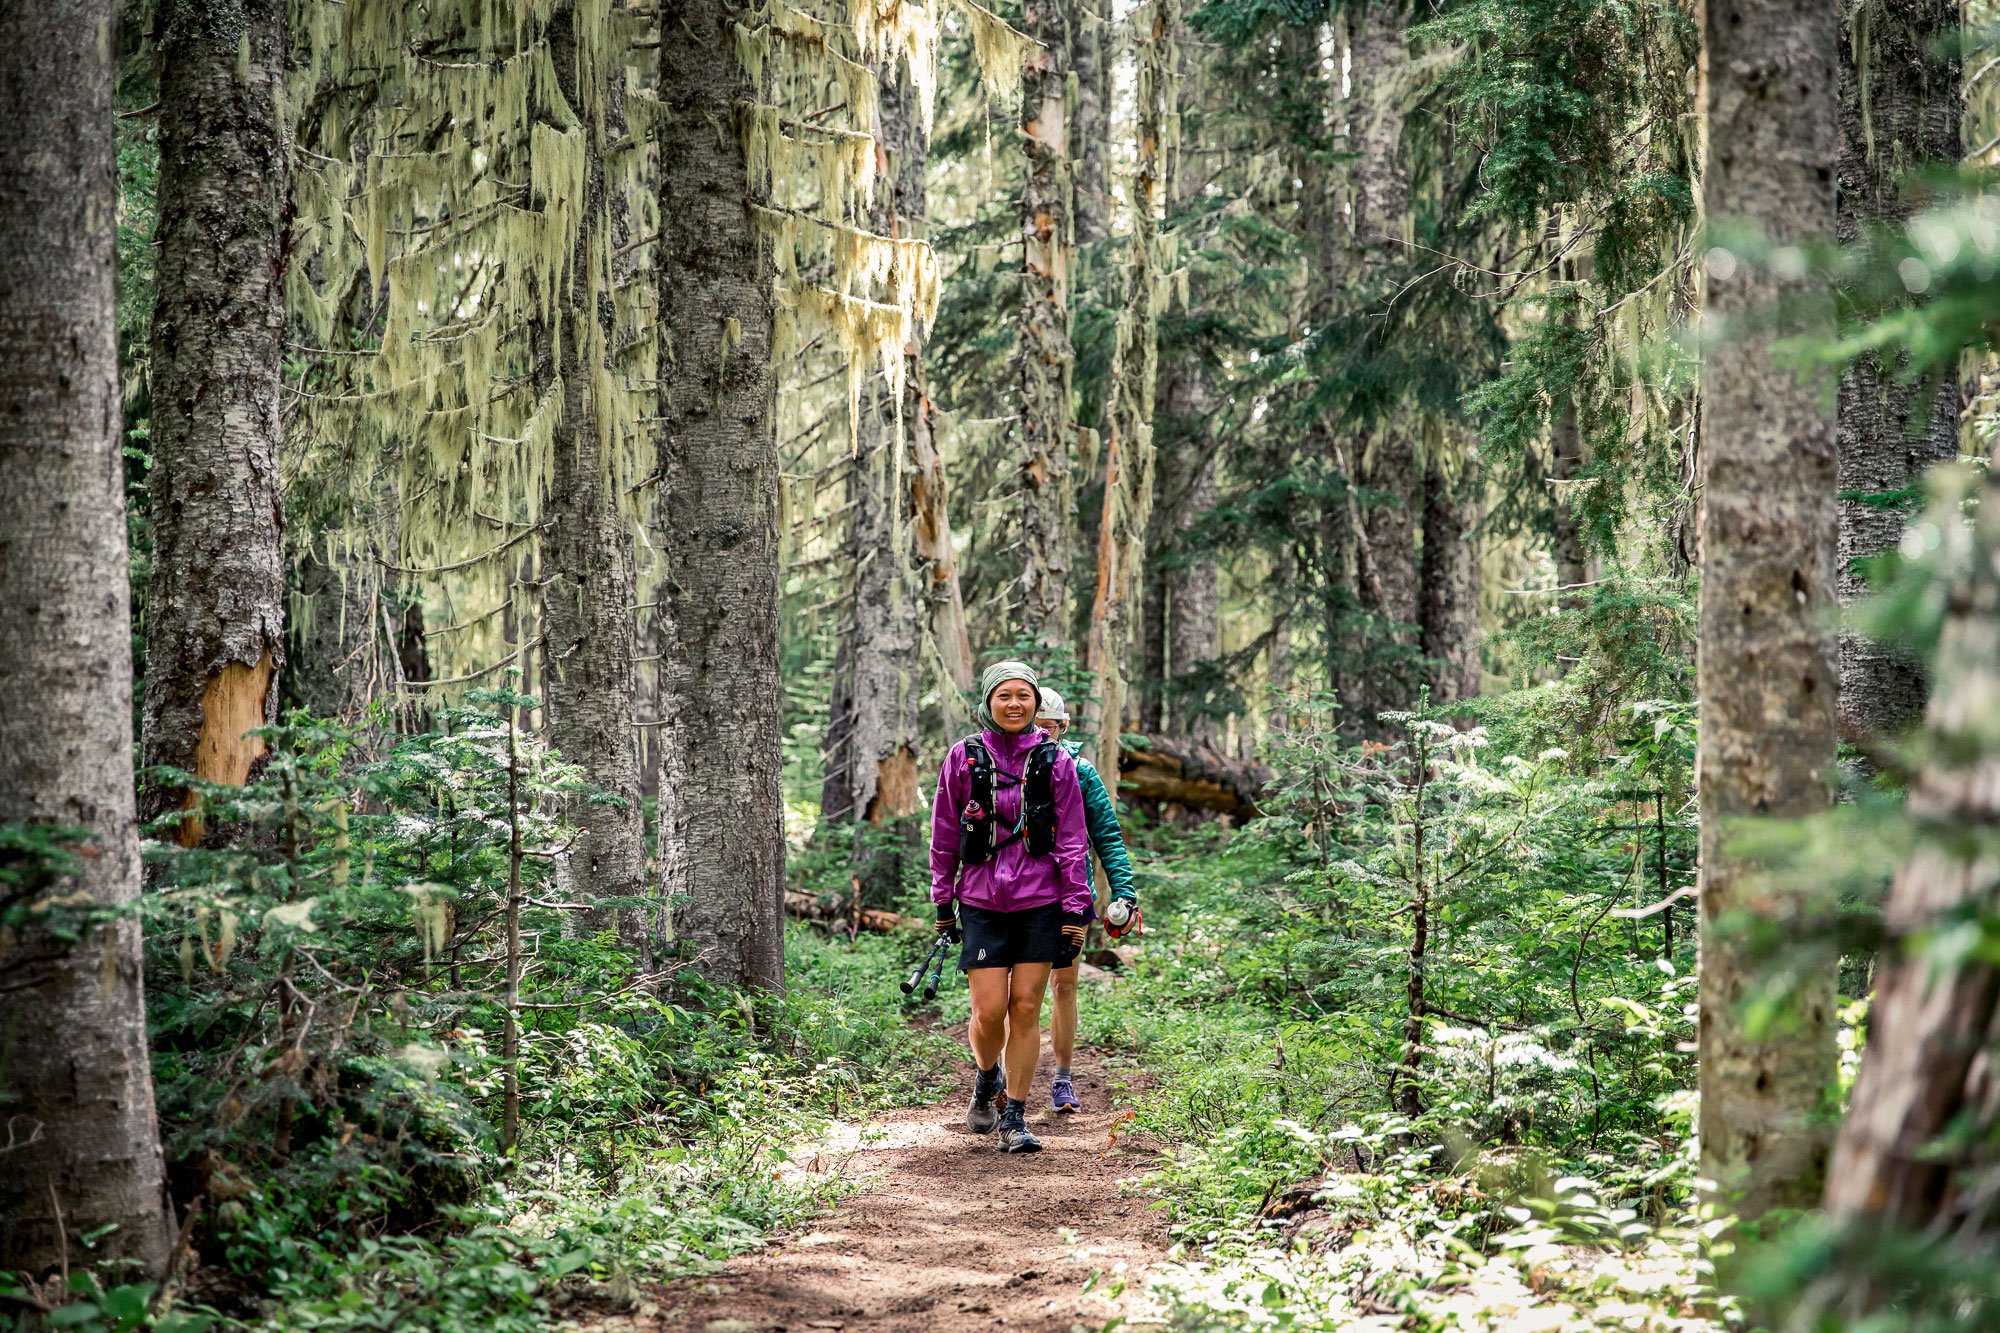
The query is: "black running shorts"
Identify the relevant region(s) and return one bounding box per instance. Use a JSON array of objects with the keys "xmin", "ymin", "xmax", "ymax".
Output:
[{"xmin": 958, "ymin": 900, "xmax": 1065, "ymax": 971}]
